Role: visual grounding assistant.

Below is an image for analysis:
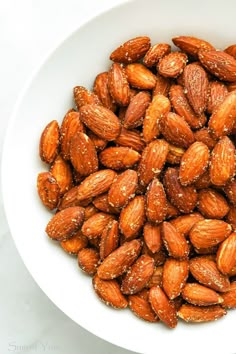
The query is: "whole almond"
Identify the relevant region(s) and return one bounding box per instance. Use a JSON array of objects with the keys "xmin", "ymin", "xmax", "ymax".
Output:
[
  {"xmin": 143, "ymin": 43, "xmax": 171, "ymax": 67},
  {"xmin": 108, "ymin": 63, "xmax": 130, "ymax": 106},
  {"xmin": 128, "ymin": 289, "xmax": 159, "ymax": 322},
  {"xmin": 199, "ymin": 49, "xmax": 236, "ymax": 82},
  {"xmin": 165, "ymin": 200, "xmax": 181, "ymax": 219},
  {"xmin": 189, "ymin": 257, "xmax": 230, "ymax": 292},
  {"xmin": 143, "ymin": 223, "xmax": 162, "ymax": 254},
  {"xmin": 159, "ymin": 112, "xmax": 195, "ymax": 148},
  {"xmin": 166, "ymin": 144, "xmax": 185, "ymax": 165},
  {"xmin": 78, "ymin": 248, "xmax": 100, "ymax": 275},
  {"xmin": 46, "ymin": 206, "xmax": 85, "ymax": 241},
  {"xmin": 172, "ymin": 36, "xmax": 214, "ymax": 57},
  {"xmin": 60, "ymin": 110, "xmax": 85, "ymax": 160},
  {"xmin": 224, "ymin": 44, "xmax": 236, "ymax": 59},
  {"xmin": 93, "ymin": 72, "xmax": 116, "ymax": 111},
  {"xmin": 149, "ymin": 286, "xmax": 178, "ymax": 328},
  {"xmin": 81, "ymin": 212, "xmax": 114, "ymax": 239},
  {"xmin": 208, "ymin": 91, "xmax": 236, "ymax": 138},
  {"xmin": 77, "ymin": 169, "xmax": 116, "ymax": 201},
  {"xmin": 198, "ymin": 188, "xmax": 229, "ymax": 219},
  {"xmin": 97, "ymin": 239, "xmax": 142, "ymax": 279},
  {"xmin": 224, "ymin": 178, "xmax": 236, "ymax": 206},
  {"xmin": 50, "ymin": 155, "xmax": 73, "ymax": 195},
  {"xmin": 169, "ymin": 85, "xmax": 206, "ymax": 129},
  {"xmin": 39, "ymin": 120, "xmax": 59, "ymax": 164},
  {"xmin": 163, "ymin": 167, "xmax": 198, "ymax": 213},
  {"xmin": 226, "ymin": 205, "xmax": 236, "ymax": 230},
  {"xmin": 80, "ymin": 104, "xmax": 121, "ymax": 141},
  {"xmin": 179, "ymin": 142, "xmax": 209, "ymax": 186},
  {"xmin": 183, "ymin": 63, "xmax": 209, "ymax": 116},
  {"xmin": 170, "ymin": 213, "xmax": 204, "ymax": 237},
  {"xmin": 92, "ymin": 193, "xmax": 119, "ymax": 214},
  {"xmin": 110, "ymin": 36, "xmax": 151, "ymax": 63},
  {"xmin": 121, "ymin": 255, "xmax": 155, "ymax": 294},
  {"xmin": 119, "ymin": 196, "xmax": 145, "ymax": 240},
  {"xmin": 182, "ymin": 283, "xmax": 223, "ymax": 306},
  {"xmin": 143, "ymin": 94, "xmax": 171, "ymax": 143},
  {"xmin": 146, "ymin": 266, "xmax": 163, "ymax": 288},
  {"xmin": 58, "ymin": 186, "xmax": 91, "ymax": 211},
  {"xmin": 207, "ymin": 81, "xmax": 228, "ymax": 114},
  {"xmin": 217, "ymin": 232, "xmax": 236, "ymax": 275},
  {"xmin": 125, "ymin": 63, "xmax": 157, "ymax": 90},
  {"xmin": 37, "ymin": 172, "xmax": 60, "ymax": 210},
  {"xmin": 163, "ymin": 259, "xmax": 189, "ymax": 299},
  {"xmin": 158, "ymin": 52, "xmax": 188, "ymax": 78},
  {"xmin": 194, "ymin": 128, "xmax": 217, "ymax": 150},
  {"xmin": 93, "ymin": 274, "xmax": 128, "ymax": 309},
  {"xmin": 138, "ymin": 139, "xmax": 169, "ymax": 186},
  {"xmin": 210, "ymin": 136, "xmax": 235, "ymax": 186},
  {"xmin": 100, "ymin": 220, "xmax": 119, "ymax": 260},
  {"xmin": 190, "ymin": 219, "xmax": 231, "ymax": 249},
  {"xmin": 221, "ymin": 282, "xmax": 236, "ymax": 308},
  {"xmin": 123, "ymin": 91, "xmax": 151, "ymax": 128},
  {"xmin": 153, "ymin": 74, "xmax": 171, "ymax": 97},
  {"xmin": 99, "ymin": 147, "xmax": 140, "ymax": 170},
  {"xmin": 60, "ymin": 230, "xmax": 88, "ymax": 254},
  {"xmin": 73, "ymin": 86, "xmax": 101, "ymax": 109},
  {"xmin": 194, "ymin": 170, "xmax": 212, "ymax": 190},
  {"xmin": 178, "ymin": 304, "xmax": 226, "ymax": 322},
  {"xmin": 108, "ymin": 169, "xmax": 138, "ymax": 208},
  {"xmin": 115, "ymin": 127, "xmax": 145, "ymax": 152},
  {"xmin": 146, "ymin": 179, "xmax": 167, "ymax": 224},
  {"xmin": 161, "ymin": 222, "xmax": 190, "ymax": 259}
]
